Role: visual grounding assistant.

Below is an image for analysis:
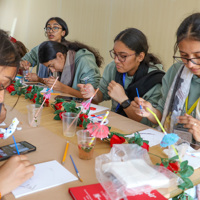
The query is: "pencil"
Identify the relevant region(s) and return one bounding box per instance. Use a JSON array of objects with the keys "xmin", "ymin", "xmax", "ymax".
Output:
[
  {"xmin": 70, "ymin": 155, "xmax": 83, "ymax": 182},
  {"xmin": 12, "ymin": 135, "xmax": 20, "ymax": 155},
  {"xmin": 136, "ymin": 88, "xmax": 143, "ymax": 110},
  {"xmin": 62, "ymin": 141, "xmax": 69, "ymax": 165}
]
